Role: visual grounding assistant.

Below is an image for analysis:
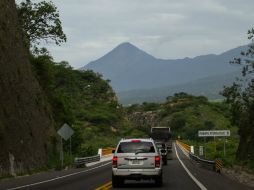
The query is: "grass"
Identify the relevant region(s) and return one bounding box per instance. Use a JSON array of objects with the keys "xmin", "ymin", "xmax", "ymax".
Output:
[{"xmin": 182, "ymin": 137, "xmax": 239, "ymax": 167}]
